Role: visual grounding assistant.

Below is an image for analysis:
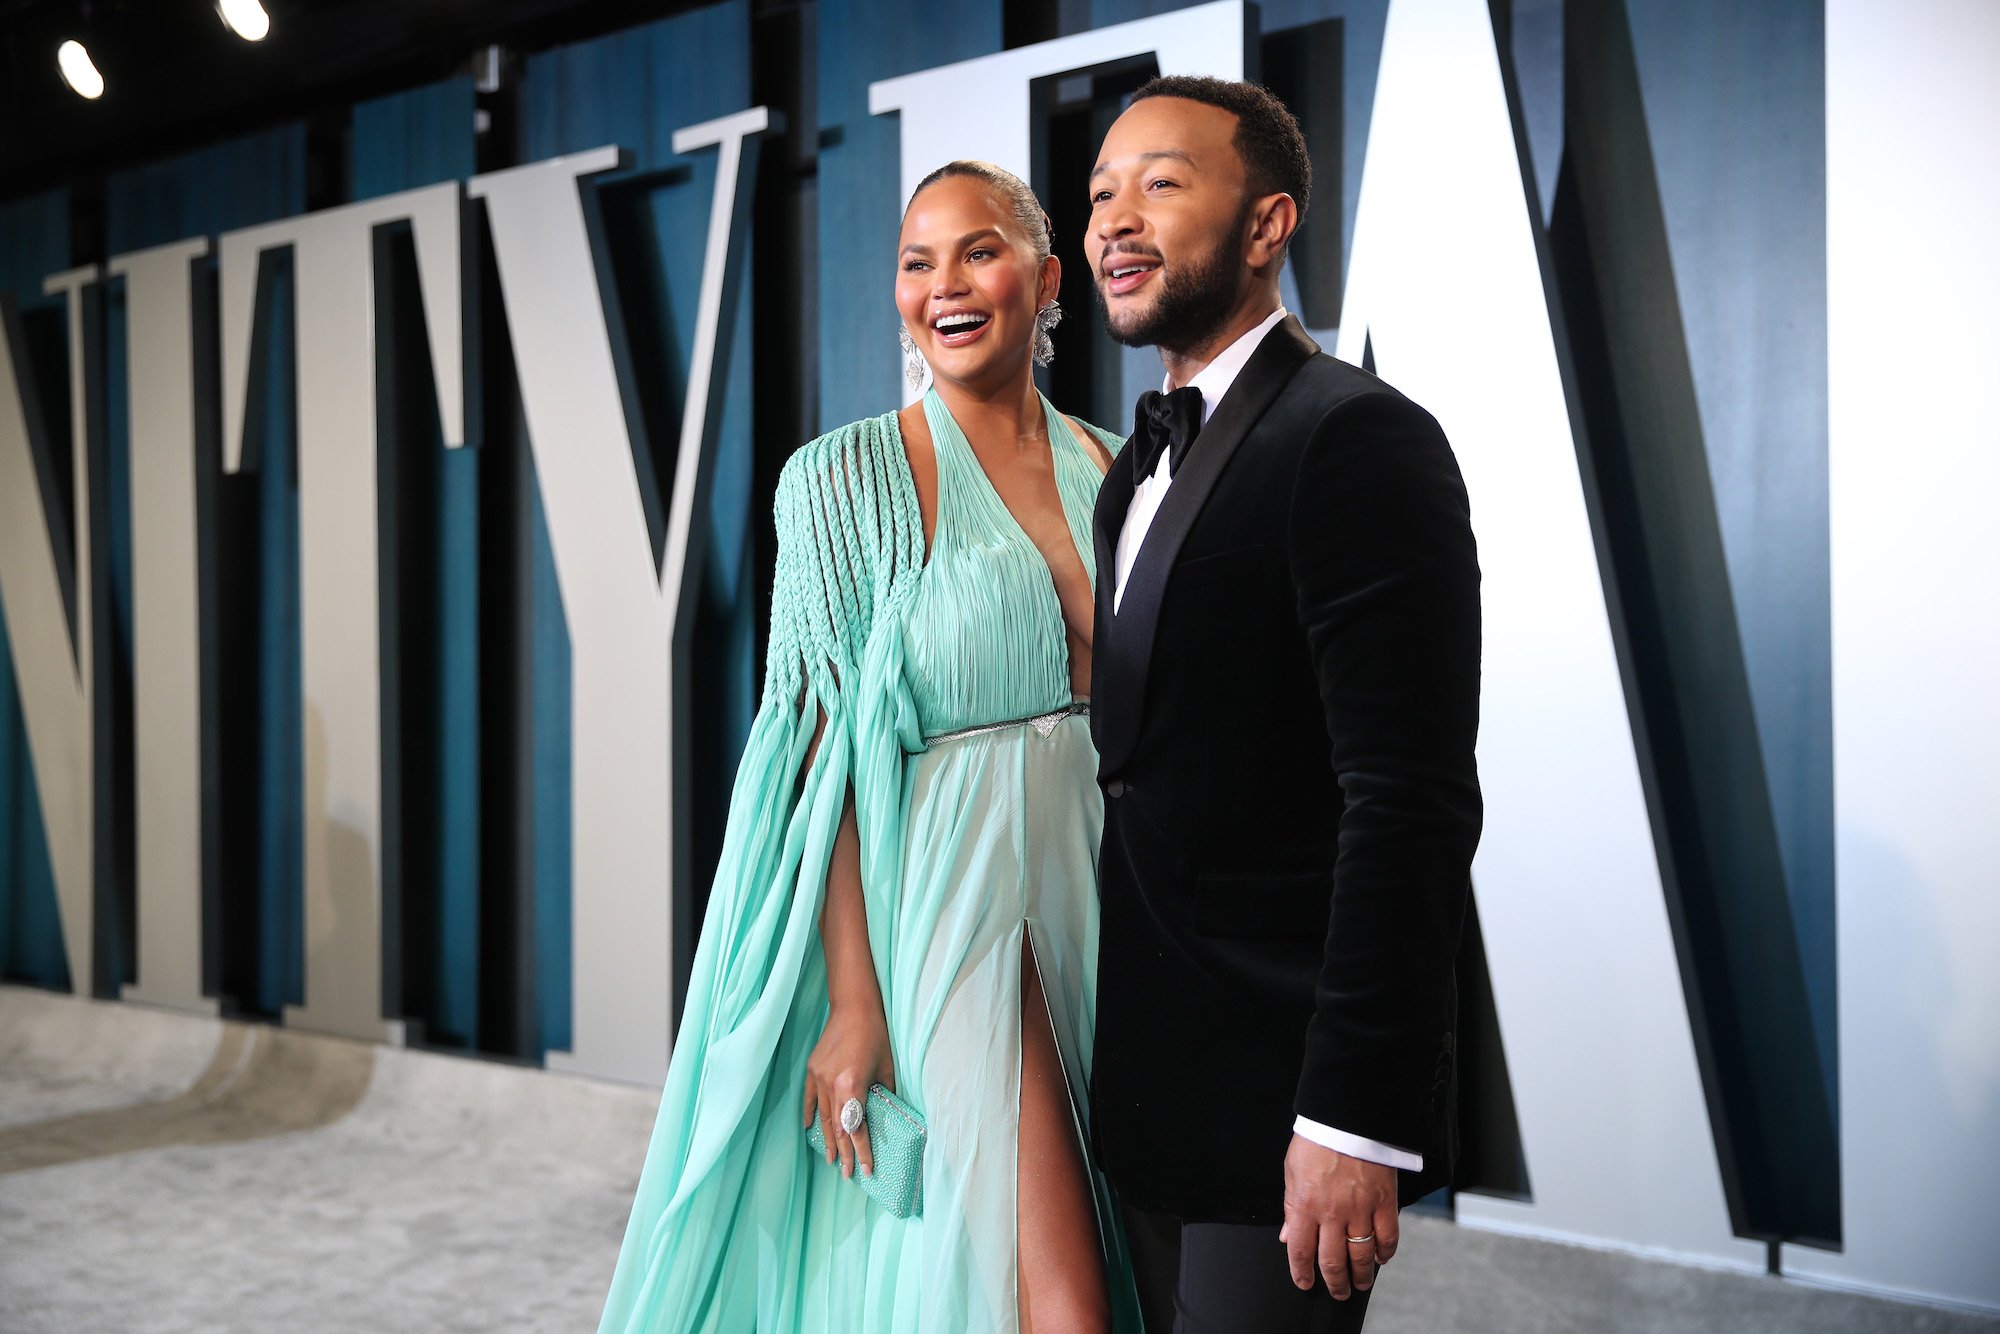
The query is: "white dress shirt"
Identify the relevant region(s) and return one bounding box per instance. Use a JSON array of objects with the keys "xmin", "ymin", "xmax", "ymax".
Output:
[{"xmin": 1110, "ymin": 306, "xmax": 1423, "ymax": 1174}]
